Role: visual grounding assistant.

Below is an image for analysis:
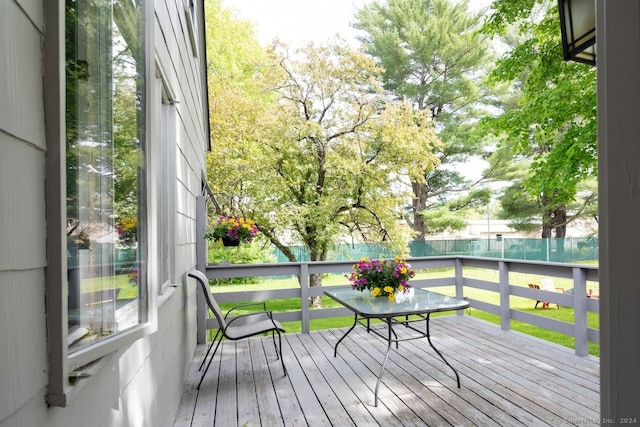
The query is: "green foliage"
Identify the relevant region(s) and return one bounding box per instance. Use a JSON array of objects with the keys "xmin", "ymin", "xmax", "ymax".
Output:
[
  {"xmin": 207, "ymin": 238, "xmax": 276, "ymax": 285},
  {"xmin": 205, "ymin": 3, "xmax": 443, "ymax": 264},
  {"xmin": 420, "ymin": 206, "xmax": 467, "ymax": 234},
  {"xmin": 482, "ymin": 0, "xmax": 546, "ymax": 35},
  {"xmin": 498, "ymin": 181, "xmax": 543, "ymax": 232},
  {"xmin": 251, "ymin": 40, "xmax": 442, "ymax": 260},
  {"xmin": 477, "ymin": 1, "xmax": 597, "ymax": 236},
  {"xmin": 354, "ymin": 0, "xmax": 499, "ymax": 237}
]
